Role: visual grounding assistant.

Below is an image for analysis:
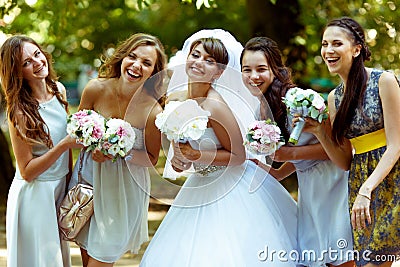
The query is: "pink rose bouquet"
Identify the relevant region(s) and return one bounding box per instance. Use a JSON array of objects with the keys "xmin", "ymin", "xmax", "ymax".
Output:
[
  {"xmin": 67, "ymin": 109, "xmax": 106, "ymax": 151},
  {"xmin": 99, "ymin": 118, "xmax": 136, "ymax": 162},
  {"xmin": 243, "ymin": 119, "xmax": 285, "ymax": 156}
]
